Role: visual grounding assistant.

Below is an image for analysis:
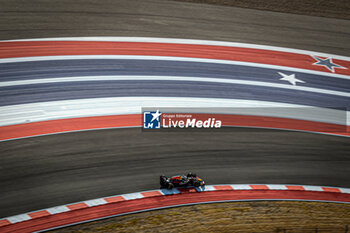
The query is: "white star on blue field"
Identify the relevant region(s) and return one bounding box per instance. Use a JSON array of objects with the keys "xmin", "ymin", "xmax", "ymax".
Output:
[
  {"xmin": 312, "ymin": 56, "xmax": 346, "ymax": 72},
  {"xmin": 278, "ymin": 72, "xmax": 305, "ymax": 86}
]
